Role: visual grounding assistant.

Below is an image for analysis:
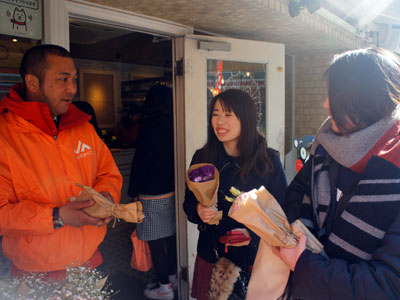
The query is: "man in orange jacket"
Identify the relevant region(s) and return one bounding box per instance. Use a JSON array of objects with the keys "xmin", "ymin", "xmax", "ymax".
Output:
[{"xmin": 0, "ymin": 44, "xmax": 122, "ymax": 279}]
